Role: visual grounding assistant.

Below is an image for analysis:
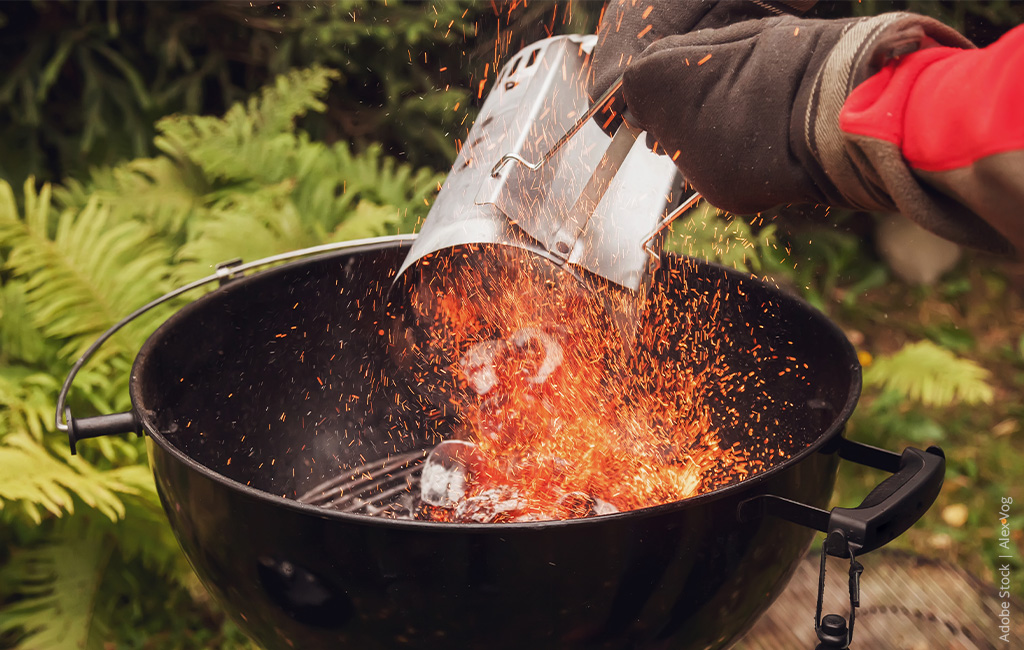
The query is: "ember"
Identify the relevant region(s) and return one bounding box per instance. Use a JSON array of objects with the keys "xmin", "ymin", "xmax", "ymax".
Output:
[{"xmin": 398, "ymin": 244, "xmax": 774, "ymax": 522}]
